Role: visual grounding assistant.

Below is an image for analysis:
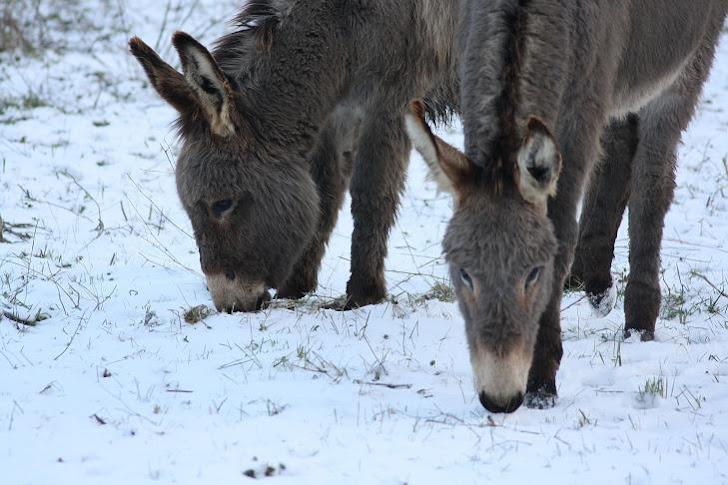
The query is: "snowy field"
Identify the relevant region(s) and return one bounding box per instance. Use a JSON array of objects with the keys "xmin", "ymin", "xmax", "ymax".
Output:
[{"xmin": 2, "ymin": 2, "xmax": 728, "ymax": 483}]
